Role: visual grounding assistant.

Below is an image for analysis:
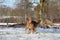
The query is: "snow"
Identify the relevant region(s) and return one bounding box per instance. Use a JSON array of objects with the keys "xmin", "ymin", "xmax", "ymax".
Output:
[
  {"xmin": 0, "ymin": 27, "xmax": 60, "ymax": 40},
  {"xmin": 0, "ymin": 23, "xmax": 17, "ymax": 25}
]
